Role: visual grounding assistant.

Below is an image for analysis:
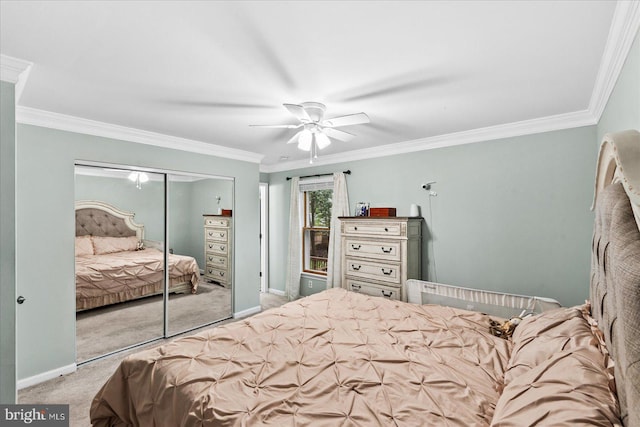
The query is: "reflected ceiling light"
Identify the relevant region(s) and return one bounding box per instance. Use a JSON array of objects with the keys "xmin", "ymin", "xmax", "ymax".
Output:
[{"xmin": 128, "ymin": 172, "xmax": 149, "ymax": 190}]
